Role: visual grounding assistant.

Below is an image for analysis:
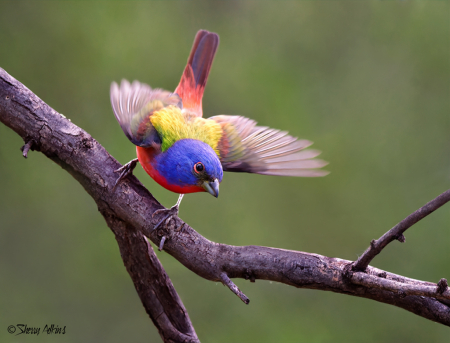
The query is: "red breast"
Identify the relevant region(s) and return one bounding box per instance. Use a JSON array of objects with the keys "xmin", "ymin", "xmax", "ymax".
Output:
[{"xmin": 136, "ymin": 146, "xmax": 204, "ymax": 194}]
